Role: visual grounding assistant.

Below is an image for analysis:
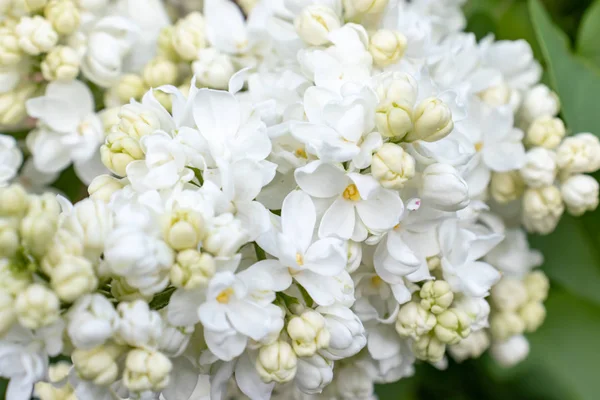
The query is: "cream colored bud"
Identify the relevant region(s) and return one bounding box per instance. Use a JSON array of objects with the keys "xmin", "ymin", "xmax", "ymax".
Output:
[
  {"xmin": 561, "ymin": 174, "xmax": 599, "ymax": 216},
  {"xmin": 0, "ymin": 259, "xmax": 32, "ymax": 296},
  {"xmin": 34, "ymin": 361, "xmax": 74, "ymax": 400},
  {"xmin": 375, "ymin": 74, "xmax": 417, "ymax": 140},
  {"xmin": 556, "ymin": 133, "xmax": 600, "ymax": 174},
  {"xmin": 16, "ymin": 16, "xmax": 58, "ymax": 55},
  {"xmin": 421, "ymin": 163, "xmax": 470, "ymax": 212},
  {"xmin": 110, "ymin": 277, "xmax": 152, "ymax": 302},
  {"xmin": 256, "ymin": 340, "xmax": 297, "ymax": 384},
  {"xmin": 0, "ymin": 291, "xmax": 16, "ymax": 335},
  {"xmin": 520, "ymin": 84, "xmax": 560, "ymax": 124},
  {"xmin": 20, "ymin": 193, "xmax": 60, "ymax": 258},
  {"xmin": 490, "ymin": 311, "xmax": 525, "ymax": 341},
  {"xmin": 157, "ymin": 26, "xmax": 179, "ymax": 61},
  {"xmin": 0, "ymin": 83, "xmax": 37, "ymax": 126},
  {"xmin": 412, "ymin": 334, "xmax": 446, "ymax": 363},
  {"xmin": 491, "ymin": 278, "xmax": 528, "ymax": 312},
  {"xmin": 0, "ymin": 184, "xmax": 29, "ymax": 217},
  {"xmin": 434, "ymin": 308, "xmax": 471, "ymax": 345},
  {"xmin": 24, "ymin": 0, "xmax": 48, "ymax": 11},
  {"xmin": 88, "ymin": 175, "xmax": 124, "ymax": 202},
  {"xmin": 427, "ymin": 256, "xmax": 441, "ymax": 271},
  {"xmin": 395, "ymin": 302, "xmax": 436, "ymax": 339},
  {"xmin": 72, "ymin": 343, "xmax": 124, "ymax": 386},
  {"xmin": 0, "ymin": 26, "xmax": 22, "ymax": 66},
  {"xmin": 0, "ymin": 219, "xmax": 19, "ymax": 258},
  {"xmin": 371, "ymin": 143, "xmax": 415, "ymax": 189},
  {"xmin": 369, "ymin": 30, "xmax": 407, "ymax": 67},
  {"xmin": 162, "ymin": 209, "xmax": 205, "ymax": 251},
  {"xmin": 172, "ymin": 12, "xmax": 206, "ymax": 61},
  {"xmin": 100, "ymin": 132, "xmax": 144, "ymax": 176},
  {"xmin": 123, "ymin": 349, "xmax": 173, "ymax": 393},
  {"xmin": 526, "ymin": 116, "xmax": 565, "ymax": 149},
  {"xmin": 40, "ymin": 229, "xmax": 84, "ymax": 275},
  {"xmin": 420, "ymin": 280, "xmax": 454, "ymax": 315},
  {"xmin": 490, "ymin": 171, "xmax": 525, "ymax": 204},
  {"xmin": 41, "ymin": 45, "xmax": 80, "ymax": 81},
  {"xmin": 142, "ymin": 57, "xmax": 178, "ymax": 88},
  {"xmin": 522, "ymin": 186, "xmax": 564, "ymax": 235},
  {"xmin": 170, "ymin": 250, "xmax": 215, "ymax": 289},
  {"xmin": 490, "ymin": 335, "xmax": 530, "ymax": 367},
  {"xmin": 117, "ymin": 103, "xmax": 161, "ymax": 140},
  {"xmin": 15, "ymin": 283, "xmax": 60, "ymax": 329},
  {"xmin": 115, "ymin": 74, "xmax": 146, "ymax": 103},
  {"xmin": 523, "ymin": 271, "xmax": 549, "ymax": 303},
  {"xmin": 405, "ymin": 97, "xmax": 454, "ymax": 142},
  {"xmin": 287, "ymin": 310, "xmax": 330, "ymax": 357},
  {"xmin": 343, "ymin": 0, "xmax": 389, "ymax": 20},
  {"xmin": 192, "ymin": 48, "xmax": 235, "ymax": 90},
  {"xmin": 520, "ymin": 148, "xmax": 557, "ymax": 188},
  {"xmin": 50, "ymin": 255, "xmax": 98, "ymax": 303},
  {"xmin": 375, "ymin": 104, "xmax": 413, "ymax": 140},
  {"xmin": 519, "ymin": 301, "xmax": 545, "ymax": 332},
  {"xmin": 448, "ymin": 330, "xmax": 490, "ymax": 363},
  {"xmin": 45, "ymin": 0, "xmax": 80, "ymax": 35},
  {"xmin": 294, "ymin": 5, "xmax": 341, "ymax": 46}
]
